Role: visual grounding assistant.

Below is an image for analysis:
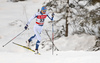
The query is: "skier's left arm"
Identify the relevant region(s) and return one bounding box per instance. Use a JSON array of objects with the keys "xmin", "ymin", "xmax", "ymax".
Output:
[{"xmin": 47, "ymin": 13, "xmax": 54, "ymax": 21}]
